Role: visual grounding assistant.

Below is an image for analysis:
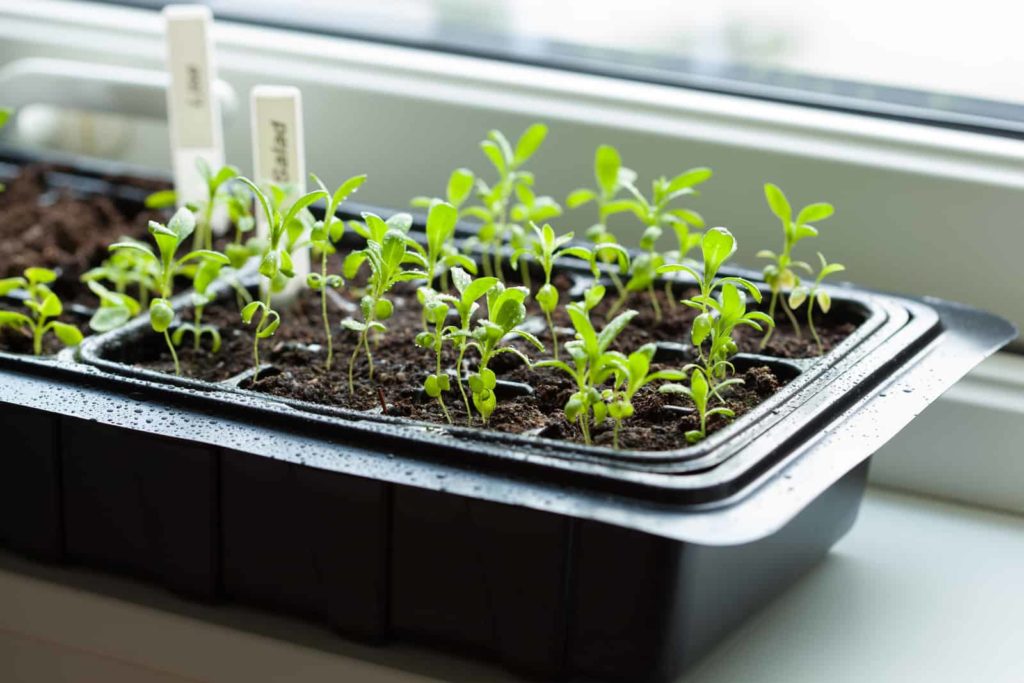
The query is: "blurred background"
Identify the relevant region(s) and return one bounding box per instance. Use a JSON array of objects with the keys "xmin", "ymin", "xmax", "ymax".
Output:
[{"xmin": 106, "ymin": 0, "xmax": 1024, "ymax": 129}]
